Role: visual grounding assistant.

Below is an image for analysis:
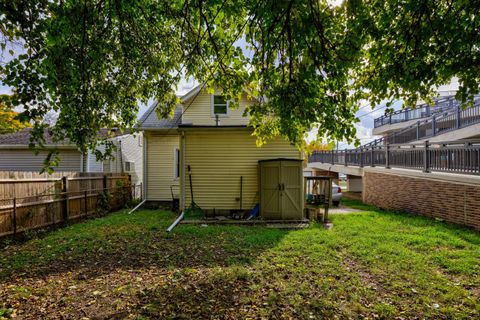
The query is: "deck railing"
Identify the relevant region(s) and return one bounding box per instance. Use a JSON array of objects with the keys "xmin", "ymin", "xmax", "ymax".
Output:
[
  {"xmin": 373, "ymin": 96, "xmax": 459, "ymax": 128},
  {"xmin": 309, "ymin": 140, "xmax": 480, "ymax": 175},
  {"xmin": 365, "ymin": 98, "xmax": 480, "ymax": 148}
]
